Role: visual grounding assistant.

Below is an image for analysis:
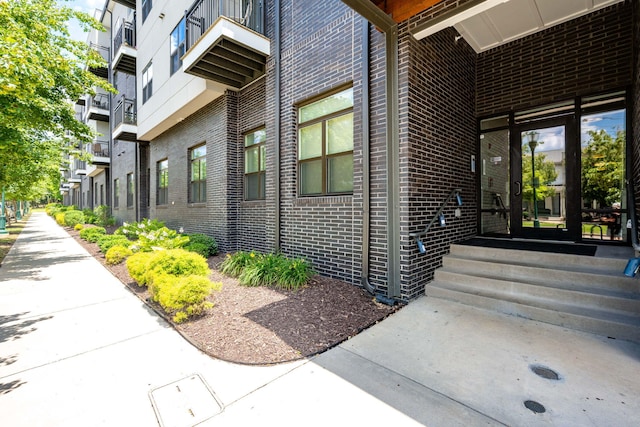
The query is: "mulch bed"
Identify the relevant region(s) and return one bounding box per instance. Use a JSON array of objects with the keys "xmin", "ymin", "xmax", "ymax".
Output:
[{"xmin": 66, "ymin": 227, "xmax": 401, "ymax": 365}]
